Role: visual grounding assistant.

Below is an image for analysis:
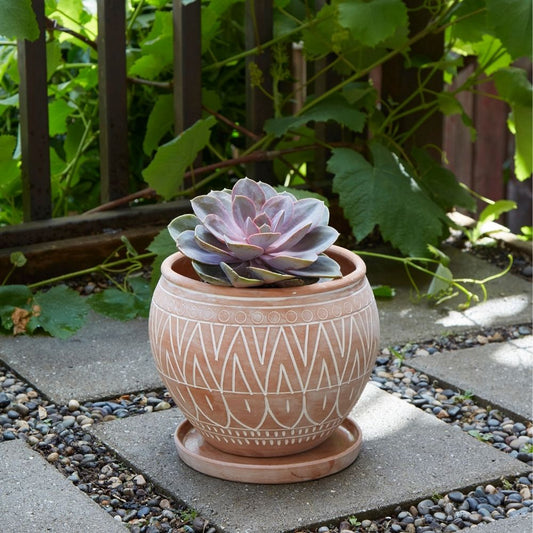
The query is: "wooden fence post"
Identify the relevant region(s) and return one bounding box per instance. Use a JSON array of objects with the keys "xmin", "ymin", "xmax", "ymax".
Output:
[
  {"xmin": 17, "ymin": 0, "xmax": 51, "ymax": 221},
  {"xmin": 97, "ymin": 0, "xmax": 129, "ymax": 203},
  {"xmin": 173, "ymin": 0, "xmax": 202, "ymax": 135},
  {"xmin": 245, "ymin": 0, "xmax": 273, "ymax": 181}
]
